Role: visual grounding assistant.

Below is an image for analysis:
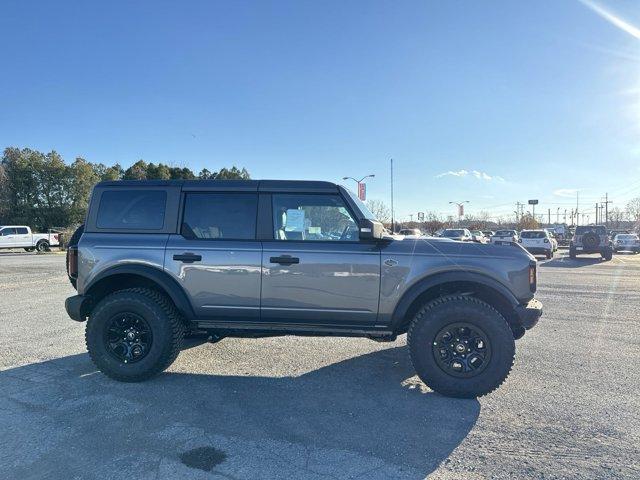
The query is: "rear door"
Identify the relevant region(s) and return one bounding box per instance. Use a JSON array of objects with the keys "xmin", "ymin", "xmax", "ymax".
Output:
[
  {"xmin": 14, "ymin": 227, "xmax": 31, "ymax": 248},
  {"xmin": 260, "ymin": 192, "xmax": 381, "ymax": 327},
  {"xmin": 164, "ymin": 190, "xmax": 262, "ymax": 320}
]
